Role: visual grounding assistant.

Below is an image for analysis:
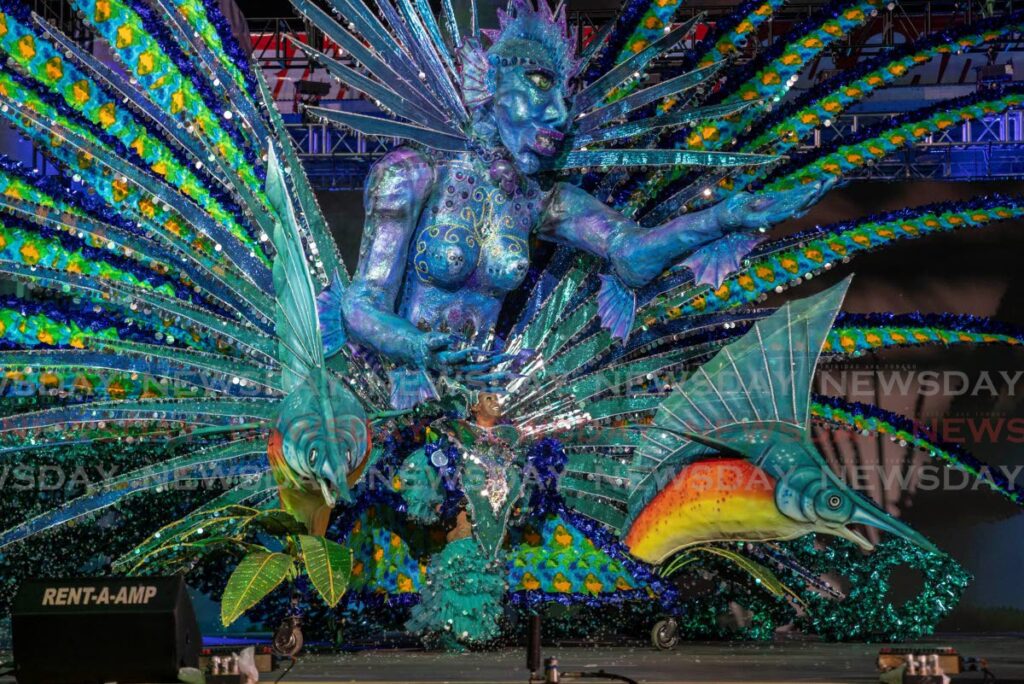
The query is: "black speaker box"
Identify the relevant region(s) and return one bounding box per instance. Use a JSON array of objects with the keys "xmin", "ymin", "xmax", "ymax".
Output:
[{"xmin": 12, "ymin": 576, "xmax": 201, "ymax": 684}]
